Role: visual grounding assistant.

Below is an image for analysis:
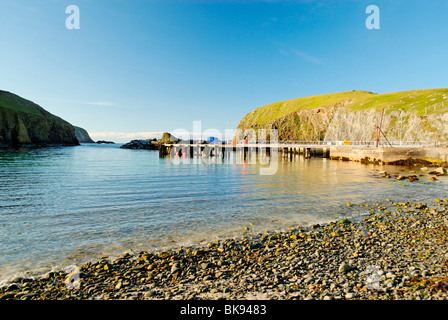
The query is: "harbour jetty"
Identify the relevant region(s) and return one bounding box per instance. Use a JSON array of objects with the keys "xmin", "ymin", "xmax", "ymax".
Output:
[
  {"xmin": 330, "ymin": 145, "xmax": 448, "ymax": 164},
  {"xmin": 158, "ymin": 141, "xmax": 448, "ymax": 165},
  {"xmin": 232, "ymin": 88, "xmax": 448, "ymax": 165}
]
